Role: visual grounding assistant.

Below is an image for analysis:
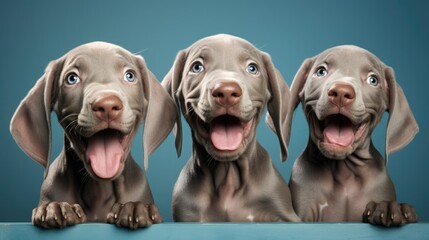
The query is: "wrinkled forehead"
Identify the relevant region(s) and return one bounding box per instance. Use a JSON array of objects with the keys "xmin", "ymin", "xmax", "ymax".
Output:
[
  {"xmin": 187, "ymin": 36, "xmax": 262, "ymax": 62},
  {"xmin": 62, "ymin": 43, "xmax": 136, "ymax": 70},
  {"xmin": 314, "ymin": 46, "xmax": 385, "ymax": 73}
]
